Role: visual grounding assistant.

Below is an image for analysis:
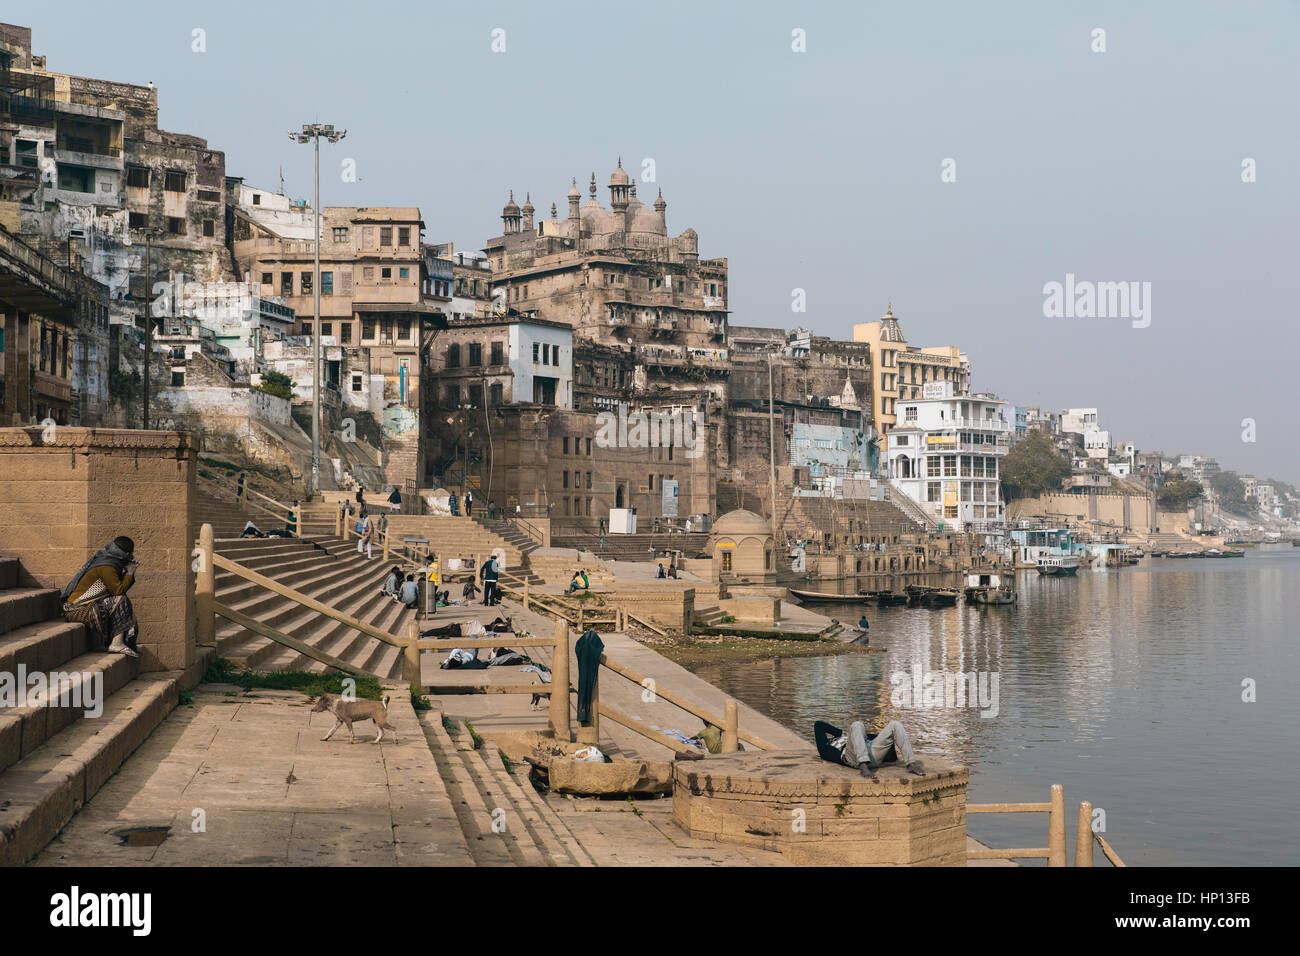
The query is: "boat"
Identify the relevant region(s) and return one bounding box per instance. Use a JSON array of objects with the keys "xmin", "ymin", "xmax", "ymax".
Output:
[
  {"xmin": 1223, "ymin": 549, "xmax": 1245, "ymax": 558},
  {"xmin": 1167, "ymin": 551, "xmax": 1192, "ymax": 559},
  {"xmin": 859, "ymin": 589, "xmax": 909, "ymax": 607},
  {"xmin": 963, "ymin": 571, "xmax": 1018, "ymax": 606},
  {"xmin": 1150, "ymin": 549, "xmax": 1166, "ymax": 558},
  {"xmin": 905, "ymin": 585, "xmax": 960, "ymax": 608},
  {"xmin": 1036, "ymin": 554, "xmax": 1080, "ymax": 576},
  {"xmin": 789, "ymin": 588, "xmax": 875, "ymax": 605}
]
